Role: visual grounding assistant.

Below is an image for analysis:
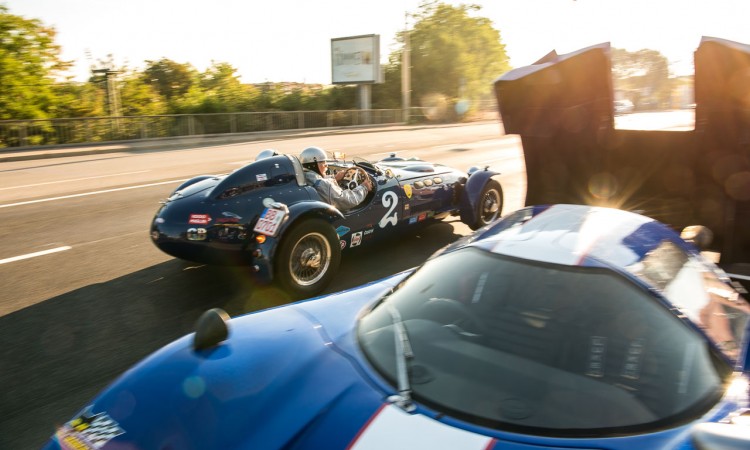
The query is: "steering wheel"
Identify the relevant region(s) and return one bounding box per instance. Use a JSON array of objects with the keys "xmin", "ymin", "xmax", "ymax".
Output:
[{"xmin": 341, "ymin": 167, "xmax": 368, "ymax": 190}]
